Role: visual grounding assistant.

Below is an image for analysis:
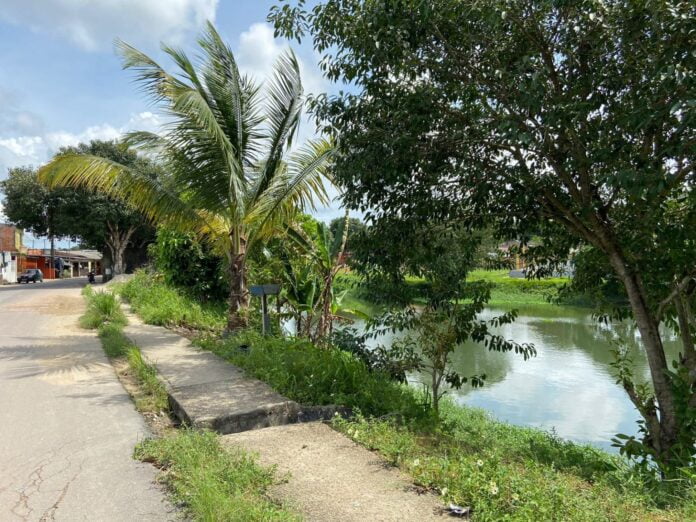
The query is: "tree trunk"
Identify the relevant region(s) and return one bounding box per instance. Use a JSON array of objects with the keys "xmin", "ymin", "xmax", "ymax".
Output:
[
  {"xmin": 106, "ymin": 223, "xmax": 137, "ymax": 276},
  {"xmin": 609, "ymin": 252, "xmax": 678, "ymax": 460},
  {"xmin": 226, "ymin": 247, "xmax": 248, "ymax": 332}
]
